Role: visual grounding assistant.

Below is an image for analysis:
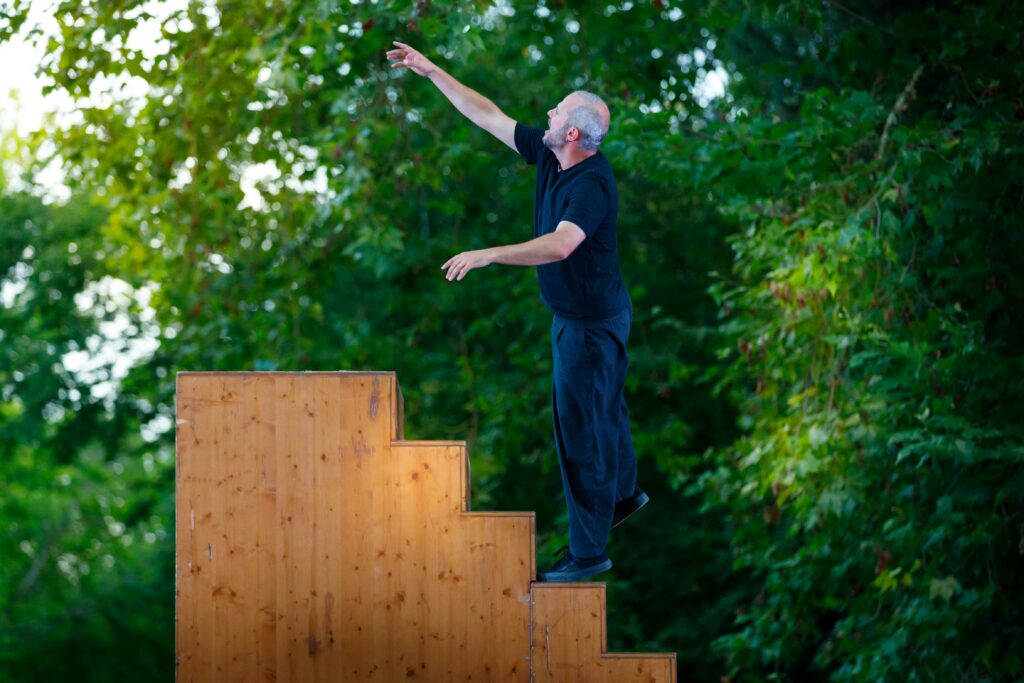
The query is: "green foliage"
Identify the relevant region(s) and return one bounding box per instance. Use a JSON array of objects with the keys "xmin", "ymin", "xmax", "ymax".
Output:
[
  {"xmin": 0, "ymin": 192, "xmax": 174, "ymax": 680},
  {"xmin": 684, "ymin": 2, "xmax": 1024, "ymax": 680},
  {"xmin": 1, "ymin": 0, "xmax": 1022, "ymax": 681}
]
